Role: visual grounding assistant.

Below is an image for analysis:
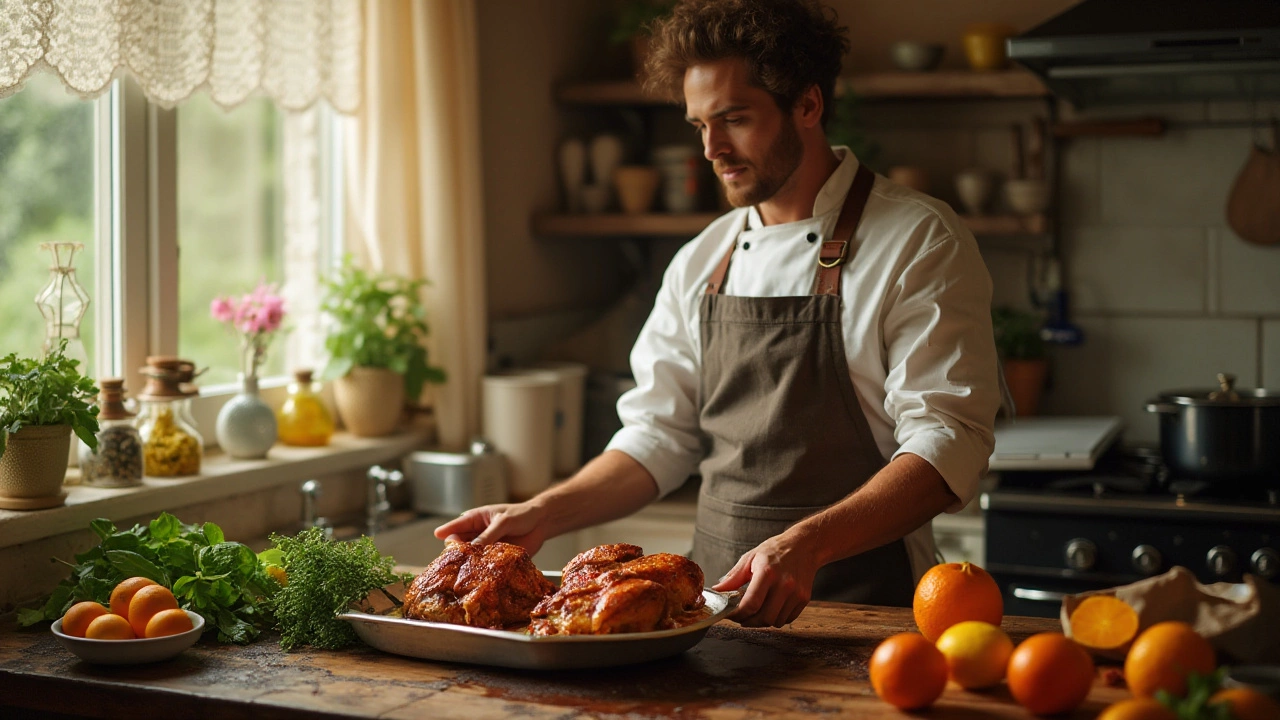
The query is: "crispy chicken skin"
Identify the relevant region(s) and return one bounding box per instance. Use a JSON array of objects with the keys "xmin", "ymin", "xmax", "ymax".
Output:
[
  {"xmin": 403, "ymin": 540, "xmax": 555, "ymax": 629},
  {"xmin": 529, "ymin": 544, "xmax": 707, "ymax": 636}
]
